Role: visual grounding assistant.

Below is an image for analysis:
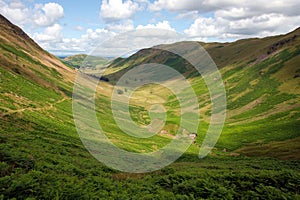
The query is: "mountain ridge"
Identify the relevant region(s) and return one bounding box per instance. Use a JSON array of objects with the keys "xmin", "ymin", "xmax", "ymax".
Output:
[{"xmin": 105, "ymin": 27, "xmax": 300, "ymax": 81}]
